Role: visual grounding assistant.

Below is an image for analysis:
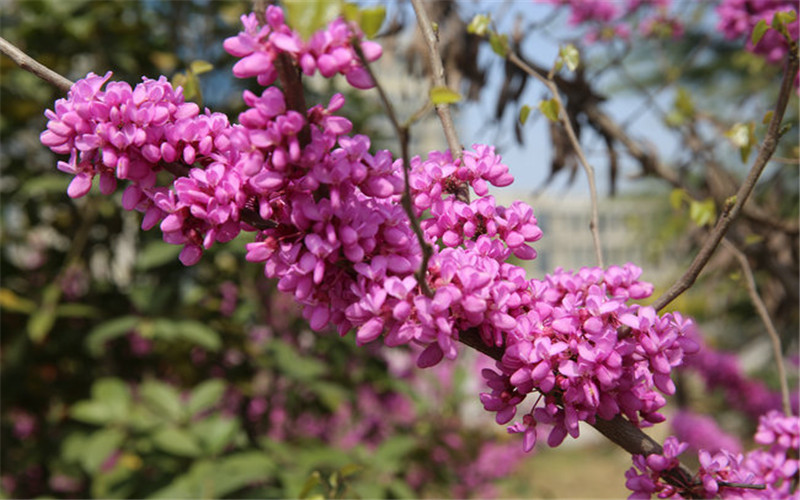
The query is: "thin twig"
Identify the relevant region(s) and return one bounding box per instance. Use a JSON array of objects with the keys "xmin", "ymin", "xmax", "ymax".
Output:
[
  {"xmin": 352, "ymin": 42, "xmax": 433, "ymax": 298},
  {"xmin": 506, "ymin": 51, "xmax": 605, "ymax": 268},
  {"xmin": 652, "ymin": 52, "xmax": 799, "ymax": 312},
  {"xmin": 722, "ymin": 238, "xmax": 792, "ymax": 416},
  {"xmin": 0, "ymin": 36, "xmax": 74, "ymax": 93},
  {"xmin": 409, "ymin": 0, "xmax": 469, "ymax": 204}
]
